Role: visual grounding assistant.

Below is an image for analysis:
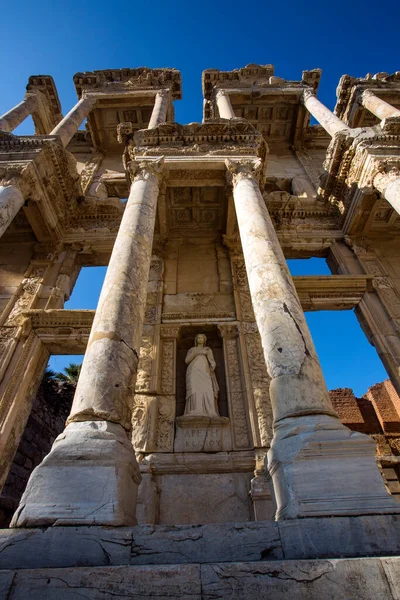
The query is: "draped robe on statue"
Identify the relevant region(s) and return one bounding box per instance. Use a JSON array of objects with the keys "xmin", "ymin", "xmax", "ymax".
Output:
[{"xmin": 184, "ymin": 346, "xmax": 220, "ymax": 417}]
